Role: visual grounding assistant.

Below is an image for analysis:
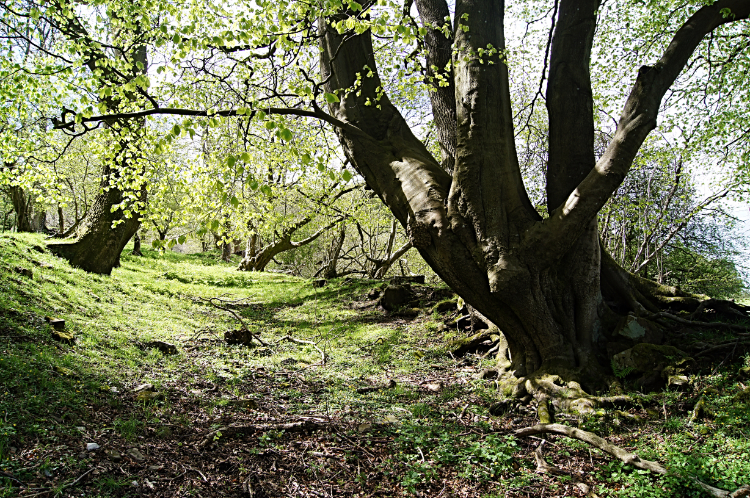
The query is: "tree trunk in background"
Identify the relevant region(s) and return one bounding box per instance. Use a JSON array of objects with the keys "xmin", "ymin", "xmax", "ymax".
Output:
[
  {"xmin": 221, "ymin": 241, "xmax": 232, "ymax": 262},
  {"xmin": 9, "ymin": 186, "xmax": 33, "ymax": 233},
  {"xmin": 373, "ymin": 241, "xmax": 413, "ymax": 279},
  {"xmin": 32, "ymin": 209, "xmax": 47, "ymax": 232},
  {"xmin": 322, "ymin": 225, "xmax": 346, "ymax": 279},
  {"xmin": 57, "ymin": 204, "xmax": 65, "ymax": 234},
  {"xmin": 245, "ymin": 233, "xmax": 258, "ymax": 260},
  {"xmin": 131, "ymin": 231, "xmax": 143, "ymax": 256},
  {"xmin": 238, "ymin": 218, "xmax": 344, "ymax": 272}
]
